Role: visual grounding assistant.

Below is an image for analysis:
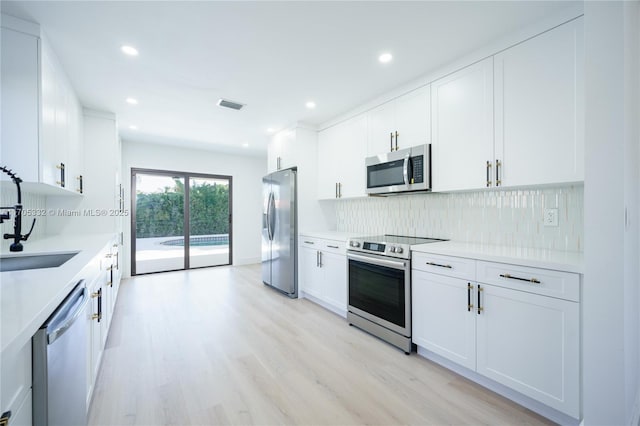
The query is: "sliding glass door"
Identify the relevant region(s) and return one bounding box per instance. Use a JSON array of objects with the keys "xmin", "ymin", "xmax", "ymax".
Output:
[
  {"xmin": 131, "ymin": 169, "xmax": 232, "ymax": 275},
  {"xmin": 188, "ymin": 176, "xmax": 231, "ymax": 268}
]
